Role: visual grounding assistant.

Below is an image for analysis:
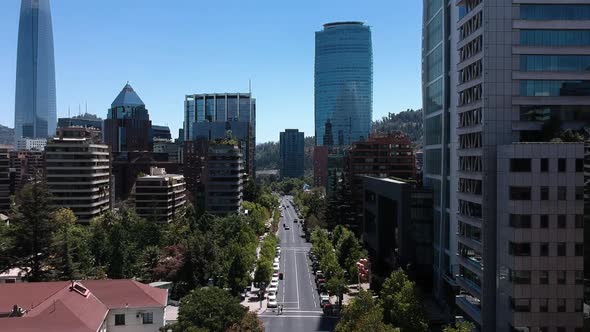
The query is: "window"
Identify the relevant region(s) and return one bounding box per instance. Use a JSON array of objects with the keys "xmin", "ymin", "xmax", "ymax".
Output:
[
  {"xmin": 557, "ymin": 215, "xmax": 566, "ymax": 228},
  {"xmin": 539, "ymin": 299, "xmax": 548, "ymax": 312},
  {"xmin": 540, "ymin": 270, "xmax": 549, "ymax": 284},
  {"xmin": 510, "ymin": 159, "xmax": 531, "ymax": 172},
  {"xmin": 521, "ymin": 55, "xmax": 590, "ymax": 72},
  {"xmin": 540, "ymin": 158, "xmax": 549, "ymax": 172},
  {"xmin": 521, "ymin": 30, "xmax": 590, "ymax": 47},
  {"xmin": 557, "ymin": 187, "xmax": 567, "ymax": 200},
  {"xmin": 510, "ymin": 214, "xmax": 532, "ymax": 228},
  {"xmin": 540, "ymin": 215, "xmax": 549, "ymax": 228},
  {"xmin": 557, "ymin": 299, "xmax": 566, "ymax": 312},
  {"xmin": 576, "ymin": 158, "xmax": 584, "ymax": 172},
  {"xmin": 575, "ymin": 299, "xmax": 583, "ymax": 312},
  {"xmin": 142, "ymin": 312, "xmax": 153, "ymax": 324},
  {"xmin": 520, "ymin": 5, "xmax": 590, "ymax": 20},
  {"xmin": 510, "ymin": 187, "xmax": 531, "ymax": 200},
  {"xmin": 540, "ymin": 186, "xmax": 549, "ymax": 200},
  {"xmin": 510, "ymin": 298, "xmax": 531, "ymax": 312},
  {"xmin": 115, "ymin": 314, "xmax": 125, "ymax": 326},
  {"xmin": 557, "ymin": 271, "xmax": 566, "ymax": 284},
  {"xmin": 575, "ymin": 243, "xmax": 583, "ymax": 256},
  {"xmin": 575, "ymin": 187, "xmax": 584, "ymax": 200},
  {"xmin": 575, "ymin": 215, "xmax": 584, "ymax": 228},
  {"xmin": 558, "ymin": 158, "xmax": 566, "ymax": 172},
  {"xmin": 510, "ymin": 270, "xmax": 531, "ymax": 284},
  {"xmin": 540, "ymin": 243, "xmax": 549, "ymax": 256},
  {"xmin": 557, "ymin": 243, "xmax": 566, "ymax": 256},
  {"xmin": 509, "ymin": 242, "xmax": 531, "ymax": 256},
  {"xmin": 576, "ymin": 271, "xmax": 584, "ymax": 285},
  {"xmin": 520, "ymin": 80, "xmax": 590, "ymax": 96}
]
